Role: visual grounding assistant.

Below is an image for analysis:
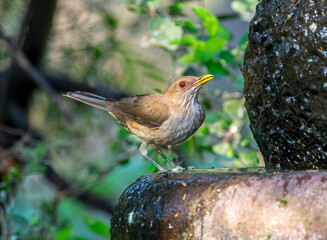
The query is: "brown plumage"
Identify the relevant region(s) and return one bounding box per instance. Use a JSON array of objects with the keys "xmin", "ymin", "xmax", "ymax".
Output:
[{"xmin": 63, "ymin": 74, "xmax": 214, "ymax": 172}]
